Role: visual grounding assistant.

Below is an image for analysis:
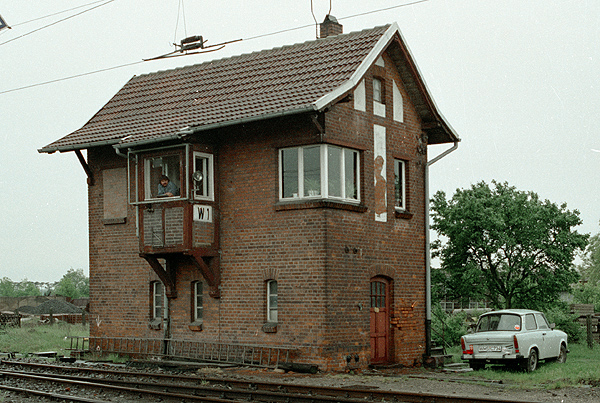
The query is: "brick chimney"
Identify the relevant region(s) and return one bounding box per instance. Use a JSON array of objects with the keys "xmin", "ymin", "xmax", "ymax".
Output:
[{"xmin": 319, "ymin": 15, "xmax": 343, "ymax": 38}]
